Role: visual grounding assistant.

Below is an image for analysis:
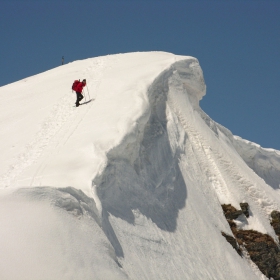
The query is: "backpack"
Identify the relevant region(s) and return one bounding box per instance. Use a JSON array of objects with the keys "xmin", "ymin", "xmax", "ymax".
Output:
[{"xmin": 72, "ymin": 79, "xmax": 80, "ymax": 91}]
